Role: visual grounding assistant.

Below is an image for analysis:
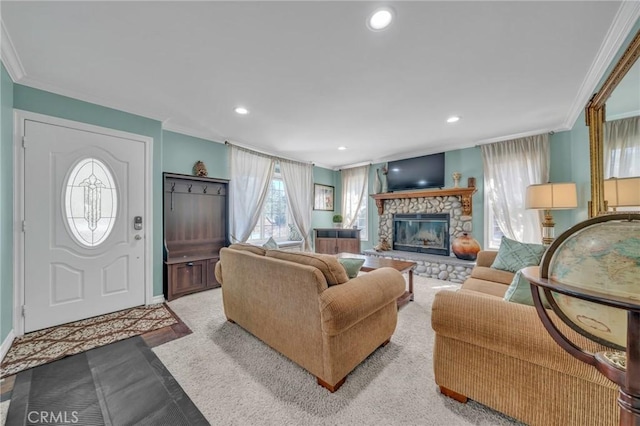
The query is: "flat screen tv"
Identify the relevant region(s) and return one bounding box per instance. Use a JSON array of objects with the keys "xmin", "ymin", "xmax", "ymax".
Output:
[{"xmin": 386, "ymin": 152, "xmax": 445, "ymax": 191}]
